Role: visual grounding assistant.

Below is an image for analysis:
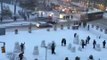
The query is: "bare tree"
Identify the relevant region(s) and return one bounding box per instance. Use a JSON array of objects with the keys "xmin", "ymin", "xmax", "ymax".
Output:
[
  {"xmin": 13, "ymin": 0, "xmax": 17, "ymax": 21},
  {"xmin": 0, "ymin": 0, "xmax": 3, "ymax": 22}
]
